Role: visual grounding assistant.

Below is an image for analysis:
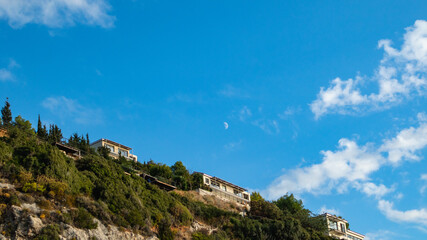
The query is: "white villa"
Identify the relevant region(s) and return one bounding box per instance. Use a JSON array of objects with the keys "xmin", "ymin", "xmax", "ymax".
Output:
[
  {"xmin": 322, "ymin": 213, "xmax": 365, "ymax": 240},
  {"xmin": 90, "ymin": 138, "xmax": 138, "ymax": 162},
  {"xmin": 196, "ymin": 172, "xmax": 250, "ymax": 205}
]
